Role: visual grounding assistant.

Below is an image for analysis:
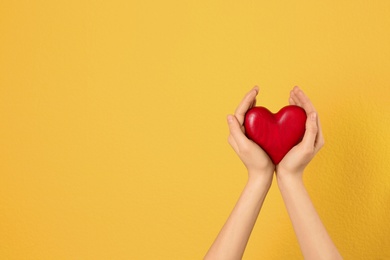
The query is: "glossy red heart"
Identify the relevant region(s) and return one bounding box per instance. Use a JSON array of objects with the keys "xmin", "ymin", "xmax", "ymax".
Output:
[{"xmin": 244, "ymin": 105, "xmax": 307, "ymax": 164}]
